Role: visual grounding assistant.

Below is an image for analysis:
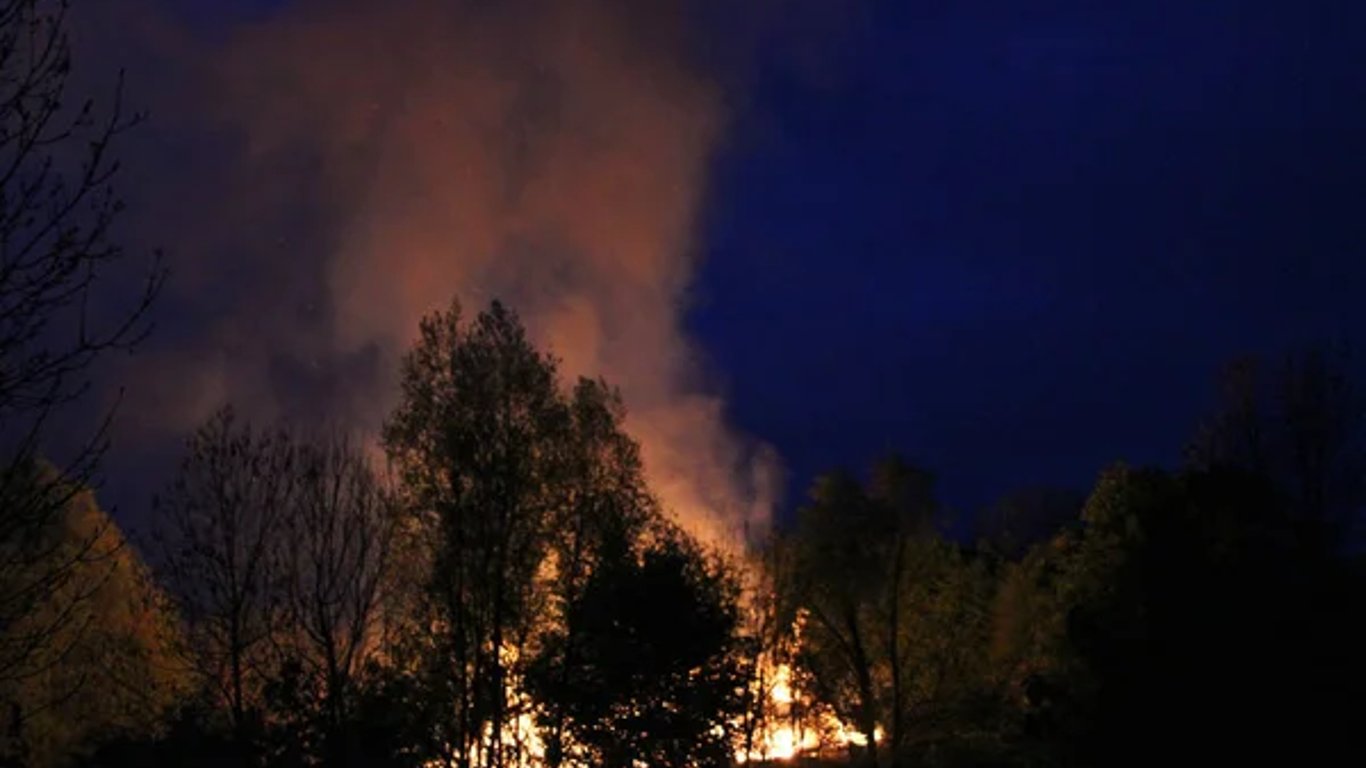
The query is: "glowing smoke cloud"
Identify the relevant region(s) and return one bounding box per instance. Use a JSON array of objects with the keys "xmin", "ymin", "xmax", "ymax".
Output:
[{"xmin": 101, "ymin": 0, "xmax": 782, "ymax": 546}]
